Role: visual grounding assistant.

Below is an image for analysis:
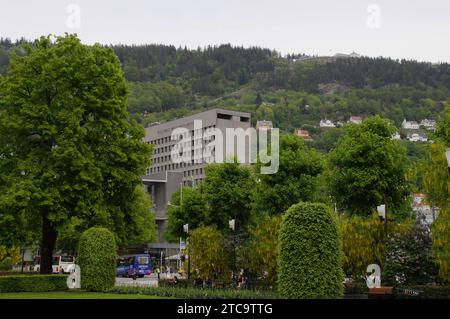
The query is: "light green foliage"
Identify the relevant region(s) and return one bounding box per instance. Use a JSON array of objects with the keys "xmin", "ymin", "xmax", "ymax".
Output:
[
  {"xmin": 77, "ymin": 227, "xmax": 117, "ymax": 291},
  {"xmin": 244, "ymin": 215, "xmax": 281, "ymax": 286},
  {"xmin": 340, "ymin": 214, "xmax": 385, "ymax": 279},
  {"xmin": 254, "ymin": 134, "xmax": 324, "ymax": 215},
  {"xmin": 278, "ymin": 202, "xmax": 344, "ymax": 298},
  {"xmin": 328, "ymin": 116, "xmax": 410, "ymax": 217},
  {"xmin": 187, "ymin": 226, "xmax": 229, "ymax": 281}
]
